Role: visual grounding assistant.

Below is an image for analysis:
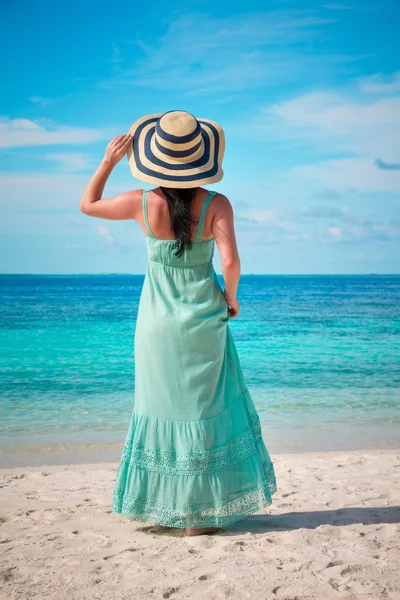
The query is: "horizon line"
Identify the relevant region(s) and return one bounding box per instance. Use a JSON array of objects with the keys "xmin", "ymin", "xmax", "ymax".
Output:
[{"xmin": 1, "ymin": 273, "xmax": 400, "ymax": 277}]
